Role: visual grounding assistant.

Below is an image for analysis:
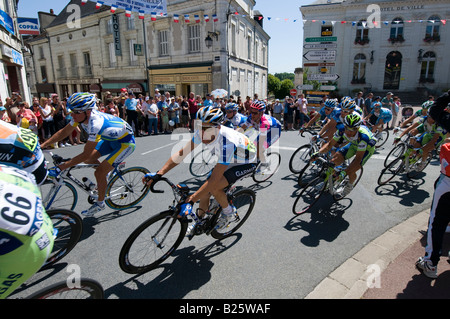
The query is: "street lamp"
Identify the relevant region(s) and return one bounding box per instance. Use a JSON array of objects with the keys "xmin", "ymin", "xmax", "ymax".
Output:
[{"xmin": 205, "ymin": 31, "xmax": 220, "ymax": 48}]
